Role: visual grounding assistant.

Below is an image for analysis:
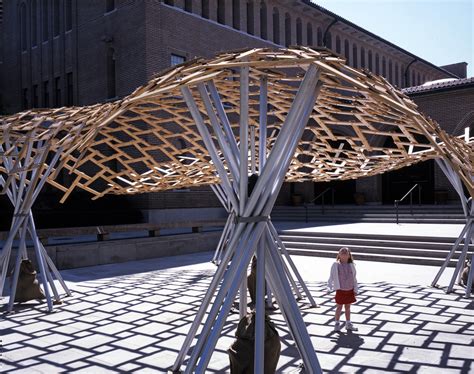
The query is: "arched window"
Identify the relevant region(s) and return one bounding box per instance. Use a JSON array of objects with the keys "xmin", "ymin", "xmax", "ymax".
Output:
[
  {"xmin": 368, "ymin": 50, "xmax": 373, "ymax": 71},
  {"xmin": 107, "ymin": 47, "xmax": 116, "ymax": 99},
  {"xmin": 233, "ymin": 0, "xmax": 240, "ymax": 29},
  {"xmin": 53, "ymin": 0, "xmax": 60, "ymax": 36},
  {"xmin": 32, "ymin": 0, "xmax": 37, "ymax": 46},
  {"xmin": 417, "ymin": 72, "xmax": 421, "ymax": 85},
  {"xmin": 412, "ymin": 70, "xmax": 416, "ymax": 86},
  {"xmin": 260, "ymin": 2, "xmax": 267, "ymax": 39},
  {"xmin": 389, "ymin": 60, "xmax": 393, "ymax": 82},
  {"xmin": 317, "ymin": 27, "xmax": 322, "ymax": 46},
  {"xmin": 422, "ymin": 74, "xmax": 426, "ymax": 84},
  {"xmin": 352, "ymin": 44, "xmax": 358, "ymax": 67},
  {"xmin": 296, "ymin": 18, "xmax": 302, "ymax": 45},
  {"xmin": 247, "ymin": 1, "xmax": 254, "ymax": 34},
  {"xmin": 272, "ymin": 8, "xmax": 280, "ymax": 44},
  {"xmin": 375, "ymin": 53, "xmax": 380, "ymax": 75},
  {"xmin": 42, "ymin": 0, "xmax": 49, "ymax": 42},
  {"xmin": 335, "ymin": 36, "xmax": 341, "ymax": 54},
  {"xmin": 325, "ymin": 31, "xmax": 332, "ymax": 49},
  {"xmin": 202, "ymin": 0, "xmax": 209, "ymax": 18},
  {"xmin": 20, "ymin": 3, "xmax": 27, "ymax": 51},
  {"xmin": 307, "ymin": 23, "xmax": 313, "ymax": 45},
  {"xmin": 217, "ymin": 0, "xmax": 226, "ymax": 24},
  {"xmin": 382, "ymin": 56, "xmax": 386, "ymax": 76},
  {"xmin": 284, "ymin": 13, "xmax": 291, "ymax": 46},
  {"xmin": 360, "ymin": 47, "xmax": 365, "ymax": 68},
  {"xmin": 344, "ymin": 40, "xmax": 349, "ymax": 61},
  {"xmin": 185, "ymin": 0, "xmax": 192, "ymax": 12},
  {"xmin": 395, "ymin": 62, "xmax": 399, "ymax": 86}
]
